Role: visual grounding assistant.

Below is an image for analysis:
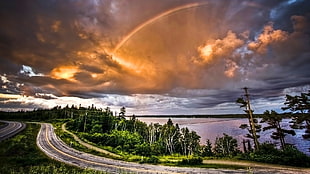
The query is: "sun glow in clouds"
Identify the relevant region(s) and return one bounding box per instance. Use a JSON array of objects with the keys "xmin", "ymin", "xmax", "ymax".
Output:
[
  {"xmin": 50, "ymin": 66, "xmax": 79, "ymax": 81},
  {"xmin": 198, "ymin": 44, "xmax": 213, "ymax": 63}
]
